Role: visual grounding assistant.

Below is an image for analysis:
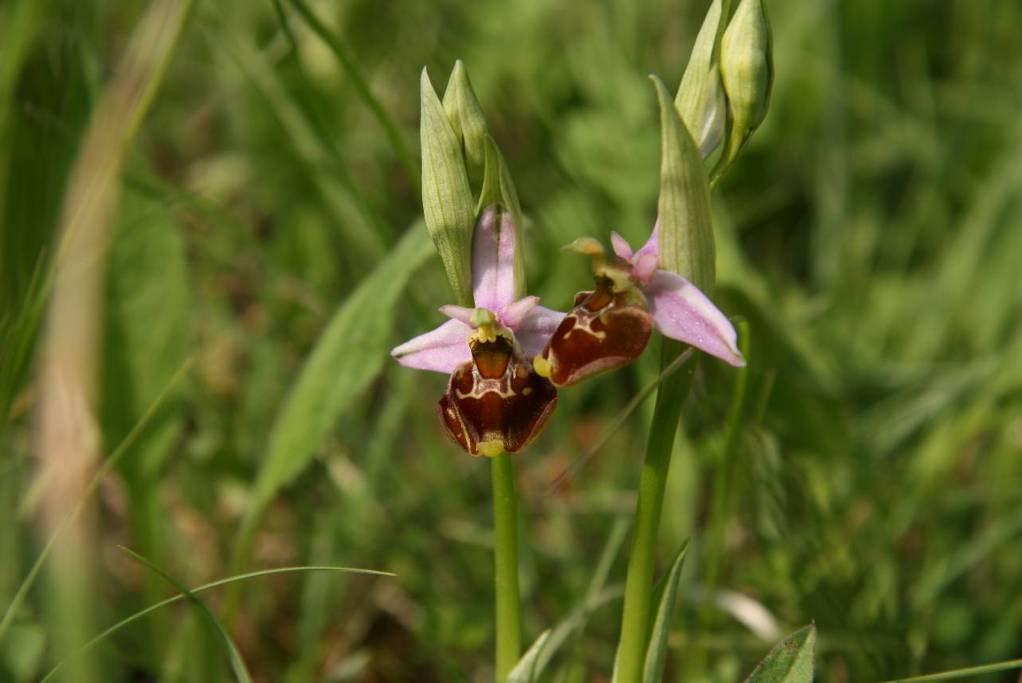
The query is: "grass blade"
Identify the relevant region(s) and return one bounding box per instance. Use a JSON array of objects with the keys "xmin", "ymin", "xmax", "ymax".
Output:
[
  {"xmin": 878, "ymin": 658, "xmax": 1022, "ymax": 683},
  {"xmin": 118, "ymin": 547, "xmax": 253, "ymax": 683},
  {"xmin": 285, "ymin": 0, "xmax": 419, "ymax": 189},
  {"xmin": 643, "ymin": 541, "xmax": 689, "ymax": 683},
  {"xmin": 39, "ymin": 564, "xmax": 393, "ymax": 682},
  {"xmin": 0, "ymin": 359, "xmax": 192, "ymax": 644}
]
